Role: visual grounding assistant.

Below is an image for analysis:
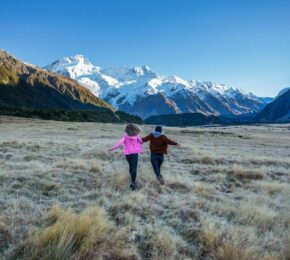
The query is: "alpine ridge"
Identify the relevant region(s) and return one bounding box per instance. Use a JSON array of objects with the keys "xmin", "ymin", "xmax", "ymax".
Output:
[
  {"xmin": 0, "ymin": 50, "xmax": 113, "ymax": 111},
  {"xmin": 0, "ymin": 50, "xmax": 142, "ymax": 123},
  {"xmin": 255, "ymin": 88, "xmax": 290, "ymax": 122},
  {"xmin": 44, "ymin": 55, "xmax": 272, "ymax": 119}
]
